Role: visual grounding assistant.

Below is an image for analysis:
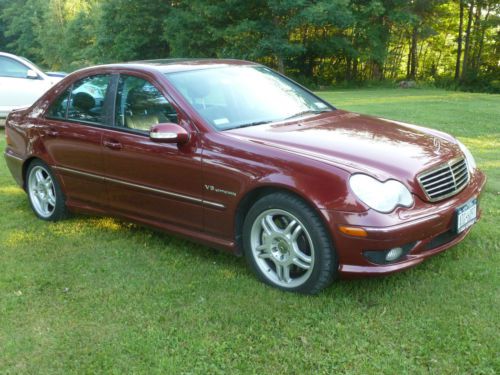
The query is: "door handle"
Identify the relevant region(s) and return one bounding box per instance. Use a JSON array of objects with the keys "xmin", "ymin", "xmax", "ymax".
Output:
[{"xmin": 103, "ymin": 139, "xmax": 122, "ymax": 150}]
